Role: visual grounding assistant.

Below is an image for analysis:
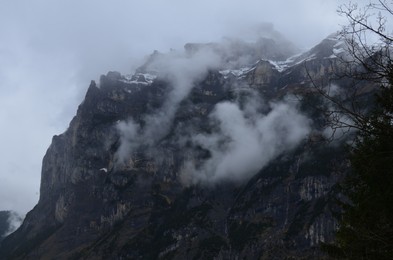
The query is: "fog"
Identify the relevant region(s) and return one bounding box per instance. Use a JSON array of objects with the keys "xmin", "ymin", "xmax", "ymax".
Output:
[
  {"xmin": 114, "ymin": 43, "xmax": 311, "ymax": 184},
  {"xmin": 115, "ymin": 47, "xmax": 222, "ymax": 164},
  {"xmin": 180, "ymin": 95, "xmax": 311, "ymax": 184},
  {"xmin": 0, "ymin": 0, "xmax": 351, "ymax": 216}
]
